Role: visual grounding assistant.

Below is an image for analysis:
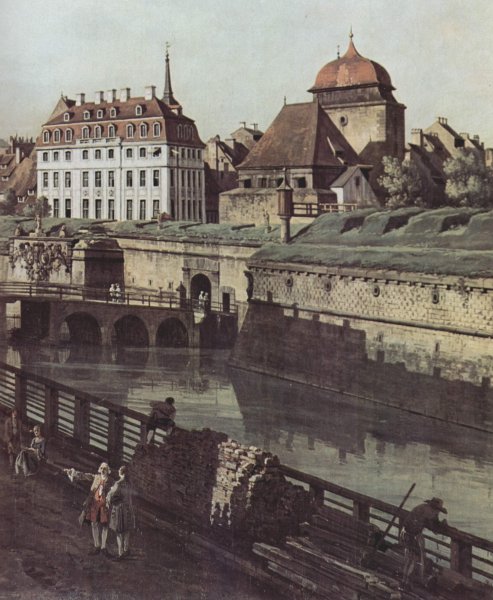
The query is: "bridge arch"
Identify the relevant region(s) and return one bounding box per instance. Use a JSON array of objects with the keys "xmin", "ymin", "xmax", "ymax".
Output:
[
  {"xmin": 190, "ymin": 273, "xmax": 211, "ymax": 301},
  {"xmin": 113, "ymin": 314, "xmax": 149, "ymax": 347},
  {"xmin": 156, "ymin": 318, "xmax": 189, "ymax": 347},
  {"xmin": 62, "ymin": 312, "xmax": 102, "ymax": 345}
]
